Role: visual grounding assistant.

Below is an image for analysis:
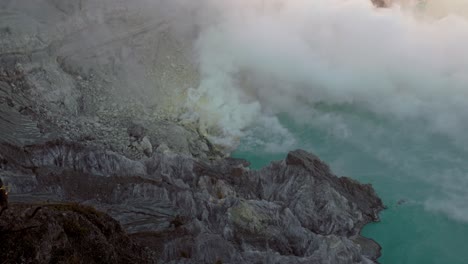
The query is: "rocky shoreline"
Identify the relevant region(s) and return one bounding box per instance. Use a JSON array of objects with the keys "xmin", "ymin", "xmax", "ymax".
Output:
[
  {"xmin": 0, "ymin": 1, "xmax": 384, "ymax": 263},
  {"xmin": 1, "ymin": 140, "xmax": 384, "ymax": 263}
]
